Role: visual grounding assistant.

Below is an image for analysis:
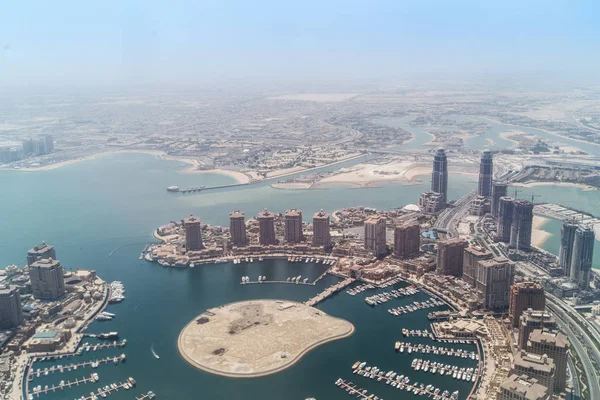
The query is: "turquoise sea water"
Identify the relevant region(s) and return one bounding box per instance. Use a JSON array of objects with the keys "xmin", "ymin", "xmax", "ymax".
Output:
[
  {"xmin": 2, "ymin": 151, "xmax": 599, "ymax": 399},
  {"xmin": 1, "ymin": 153, "xmax": 480, "ymax": 400}
]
